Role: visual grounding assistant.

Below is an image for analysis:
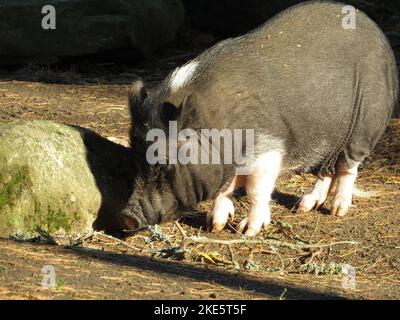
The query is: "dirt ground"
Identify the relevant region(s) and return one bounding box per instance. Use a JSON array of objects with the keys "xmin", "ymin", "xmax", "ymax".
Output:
[{"xmin": 0, "ymin": 50, "xmax": 399, "ymax": 300}]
